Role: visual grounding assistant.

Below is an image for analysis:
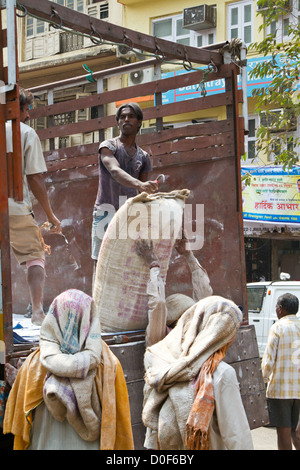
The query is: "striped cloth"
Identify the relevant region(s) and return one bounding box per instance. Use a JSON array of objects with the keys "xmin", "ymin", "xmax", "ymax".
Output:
[{"xmin": 261, "ymin": 315, "xmax": 300, "ymax": 398}]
